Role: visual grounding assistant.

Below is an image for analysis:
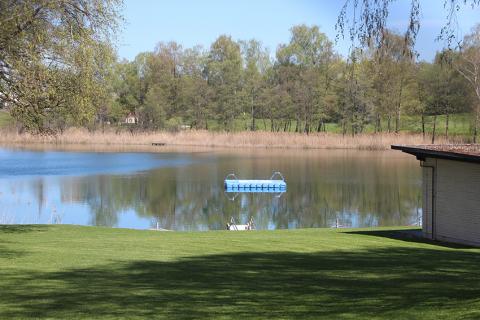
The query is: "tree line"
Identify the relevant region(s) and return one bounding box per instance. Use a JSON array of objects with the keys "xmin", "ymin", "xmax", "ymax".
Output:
[
  {"xmin": 110, "ymin": 24, "xmax": 480, "ymax": 142},
  {"xmin": 1, "ymin": 1, "xmax": 480, "ymax": 142}
]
